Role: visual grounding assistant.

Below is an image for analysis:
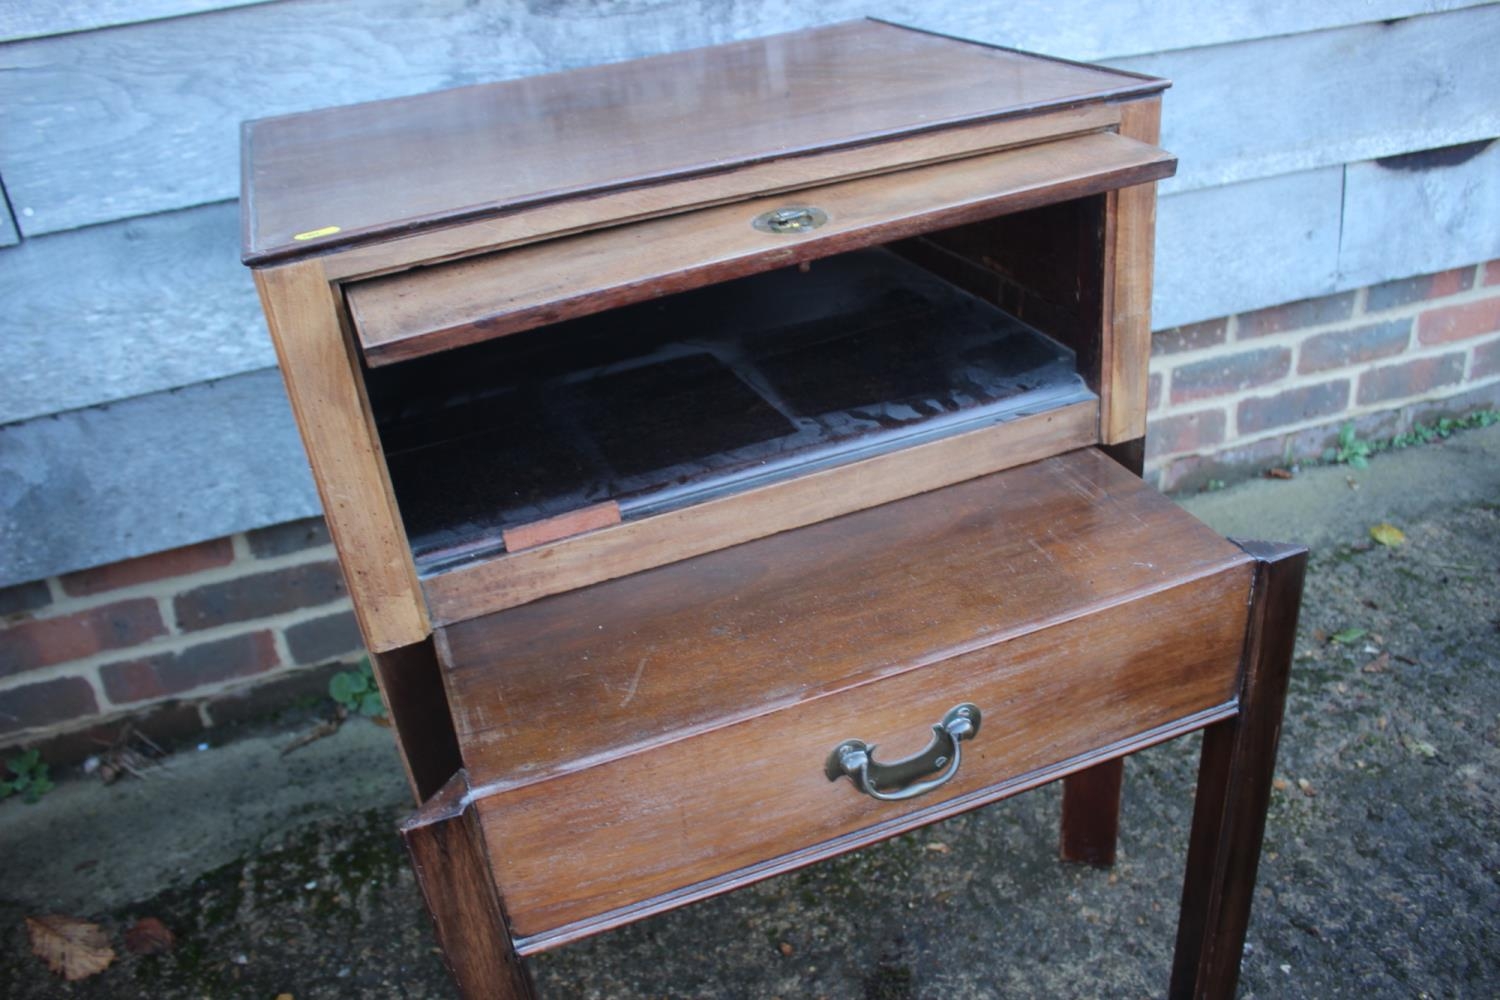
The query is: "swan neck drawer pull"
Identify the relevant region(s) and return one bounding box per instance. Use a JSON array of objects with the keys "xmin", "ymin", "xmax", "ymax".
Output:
[{"xmin": 824, "ymin": 703, "xmax": 981, "ymax": 801}]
